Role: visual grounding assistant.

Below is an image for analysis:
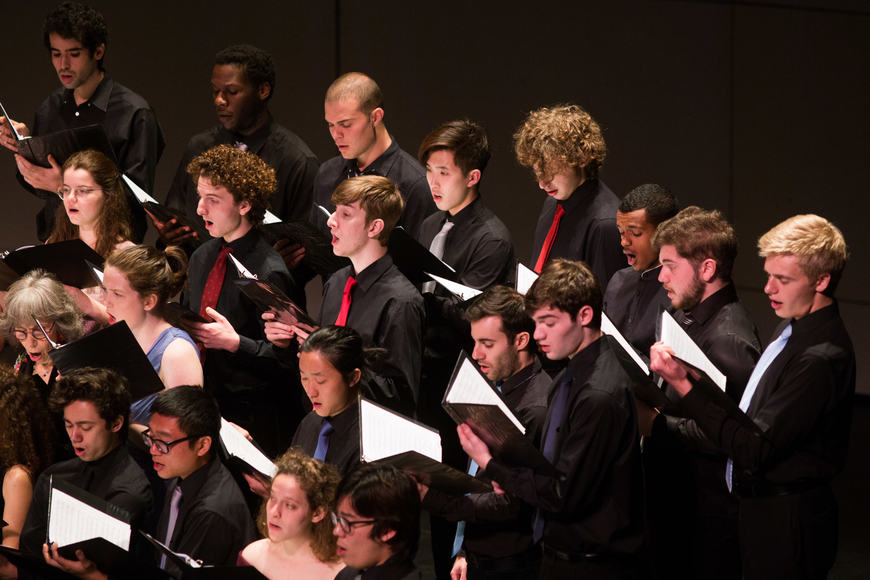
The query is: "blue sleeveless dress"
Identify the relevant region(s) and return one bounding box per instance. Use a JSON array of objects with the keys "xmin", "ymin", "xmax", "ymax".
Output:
[{"xmin": 130, "ymin": 327, "xmax": 198, "ymax": 425}]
